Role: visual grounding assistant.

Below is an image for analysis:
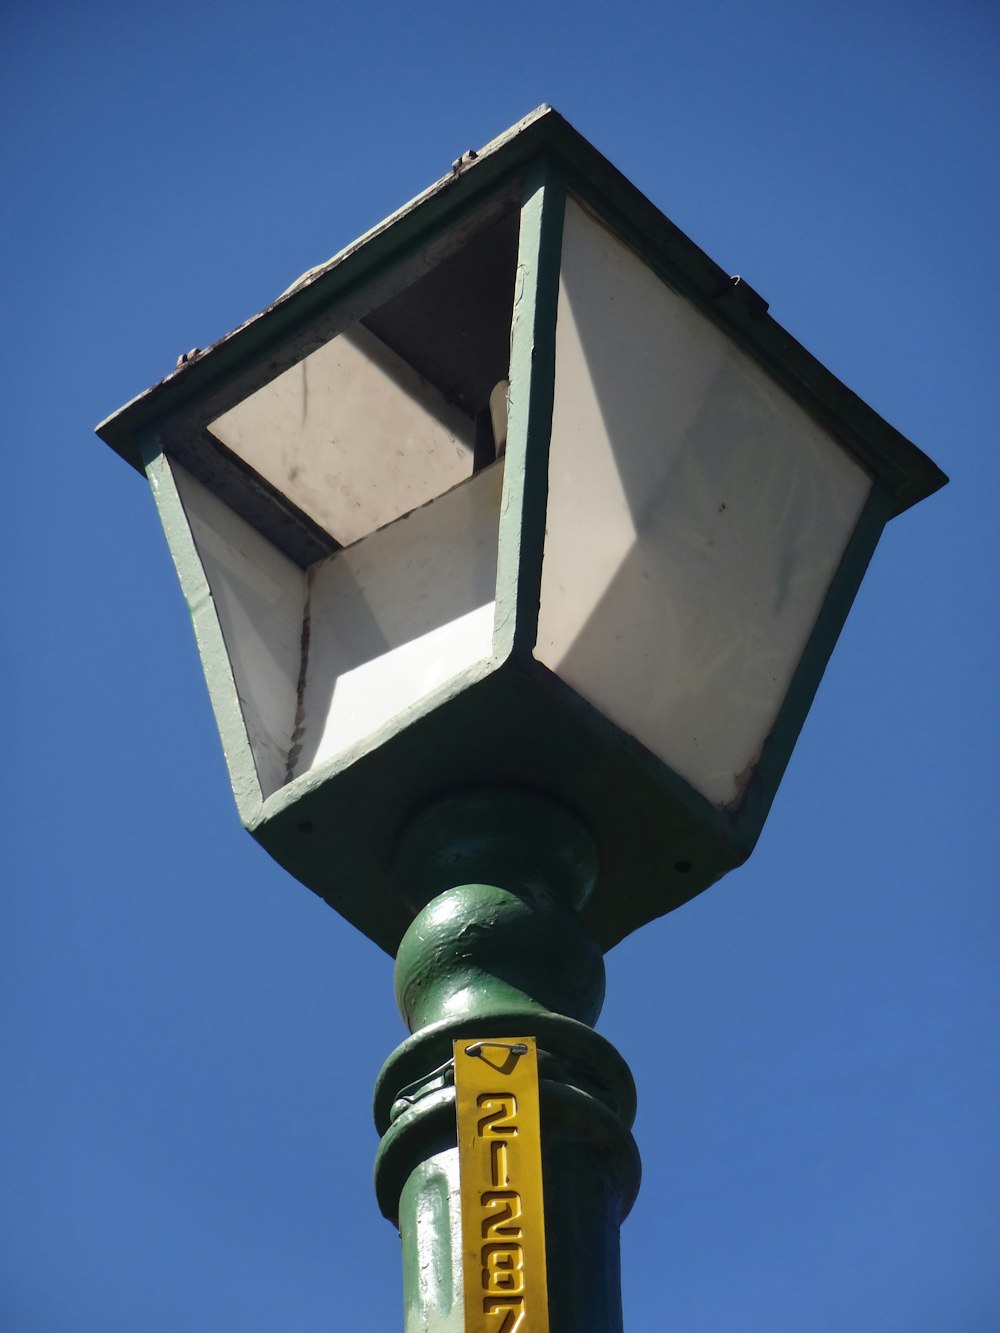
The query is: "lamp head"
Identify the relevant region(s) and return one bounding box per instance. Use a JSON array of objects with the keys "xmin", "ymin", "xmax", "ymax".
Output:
[{"xmin": 97, "ymin": 106, "xmax": 946, "ymax": 954}]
